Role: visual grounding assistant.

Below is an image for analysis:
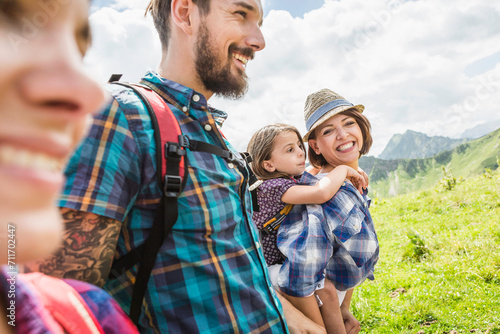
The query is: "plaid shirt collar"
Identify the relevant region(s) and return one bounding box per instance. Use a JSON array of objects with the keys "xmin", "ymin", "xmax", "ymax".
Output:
[{"xmin": 141, "ymin": 71, "xmax": 228, "ymax": 127}]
